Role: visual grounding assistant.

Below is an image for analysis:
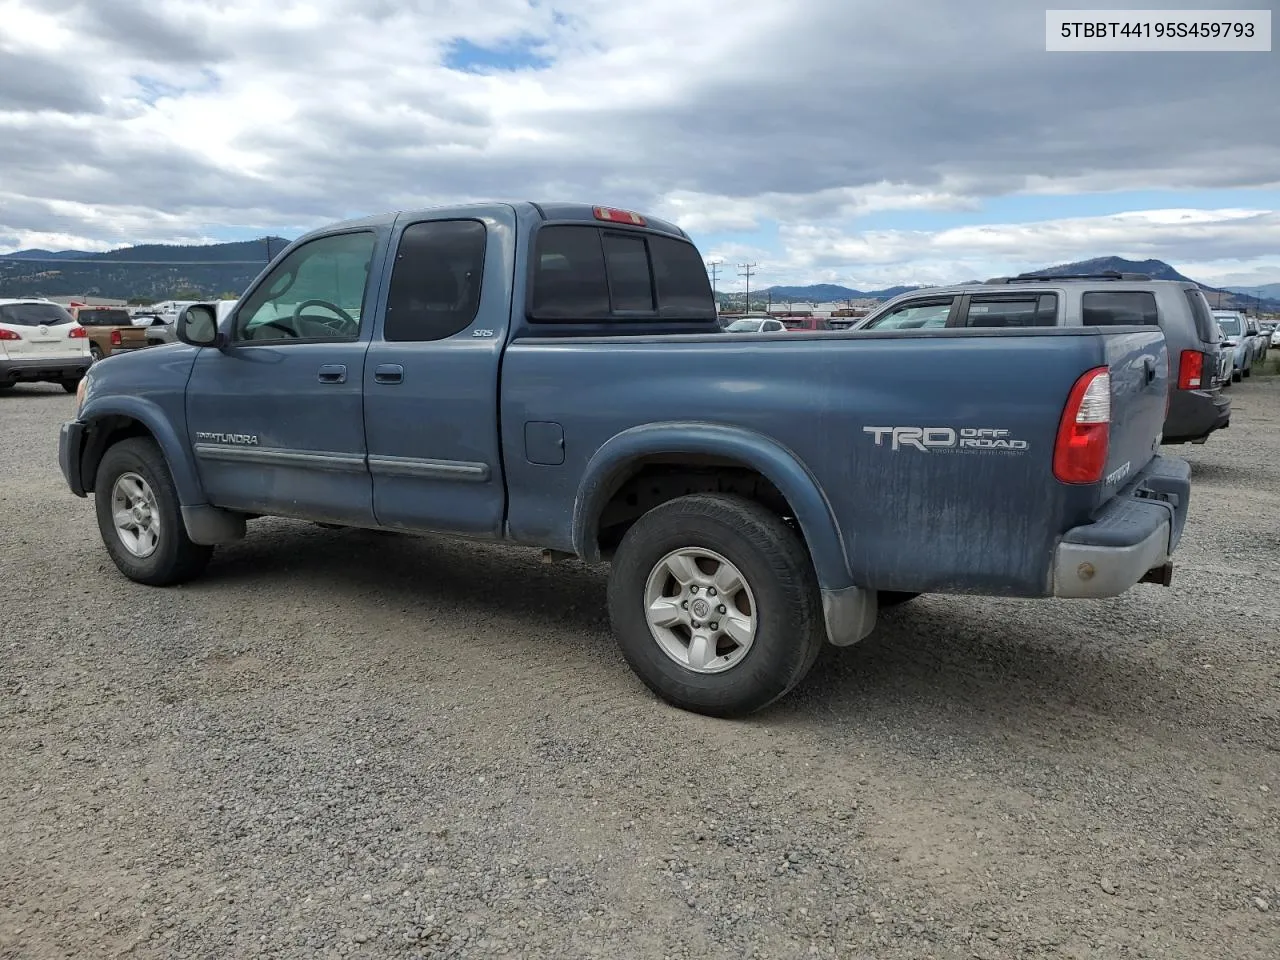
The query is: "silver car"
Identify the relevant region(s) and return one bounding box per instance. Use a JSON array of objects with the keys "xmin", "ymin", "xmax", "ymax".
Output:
[{"xmin": 1212, "ymin": 311, "xmax": 1253, "ymax": 381}]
